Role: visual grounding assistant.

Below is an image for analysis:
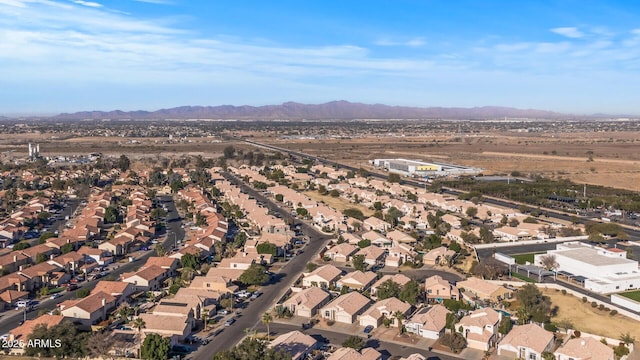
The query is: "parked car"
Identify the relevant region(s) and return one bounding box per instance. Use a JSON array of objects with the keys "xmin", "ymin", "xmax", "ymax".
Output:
[
  {"xmin": 249, "ymin": 291, "xmax": 262, "ymax": 300},
  {"xmin": 217, "ymin": 309, "xmax": 229, "ymax": 316},
  {"xmin": 224, "ymin": 318, "xmax": 235, "ymax": 327},
  {"xmin": 50, "ymin": 293, "xmax": 63, "ymax": 300},
  {"xmin": 363, "ymin": 325, "xmax": 374, "ymax": 334}
]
